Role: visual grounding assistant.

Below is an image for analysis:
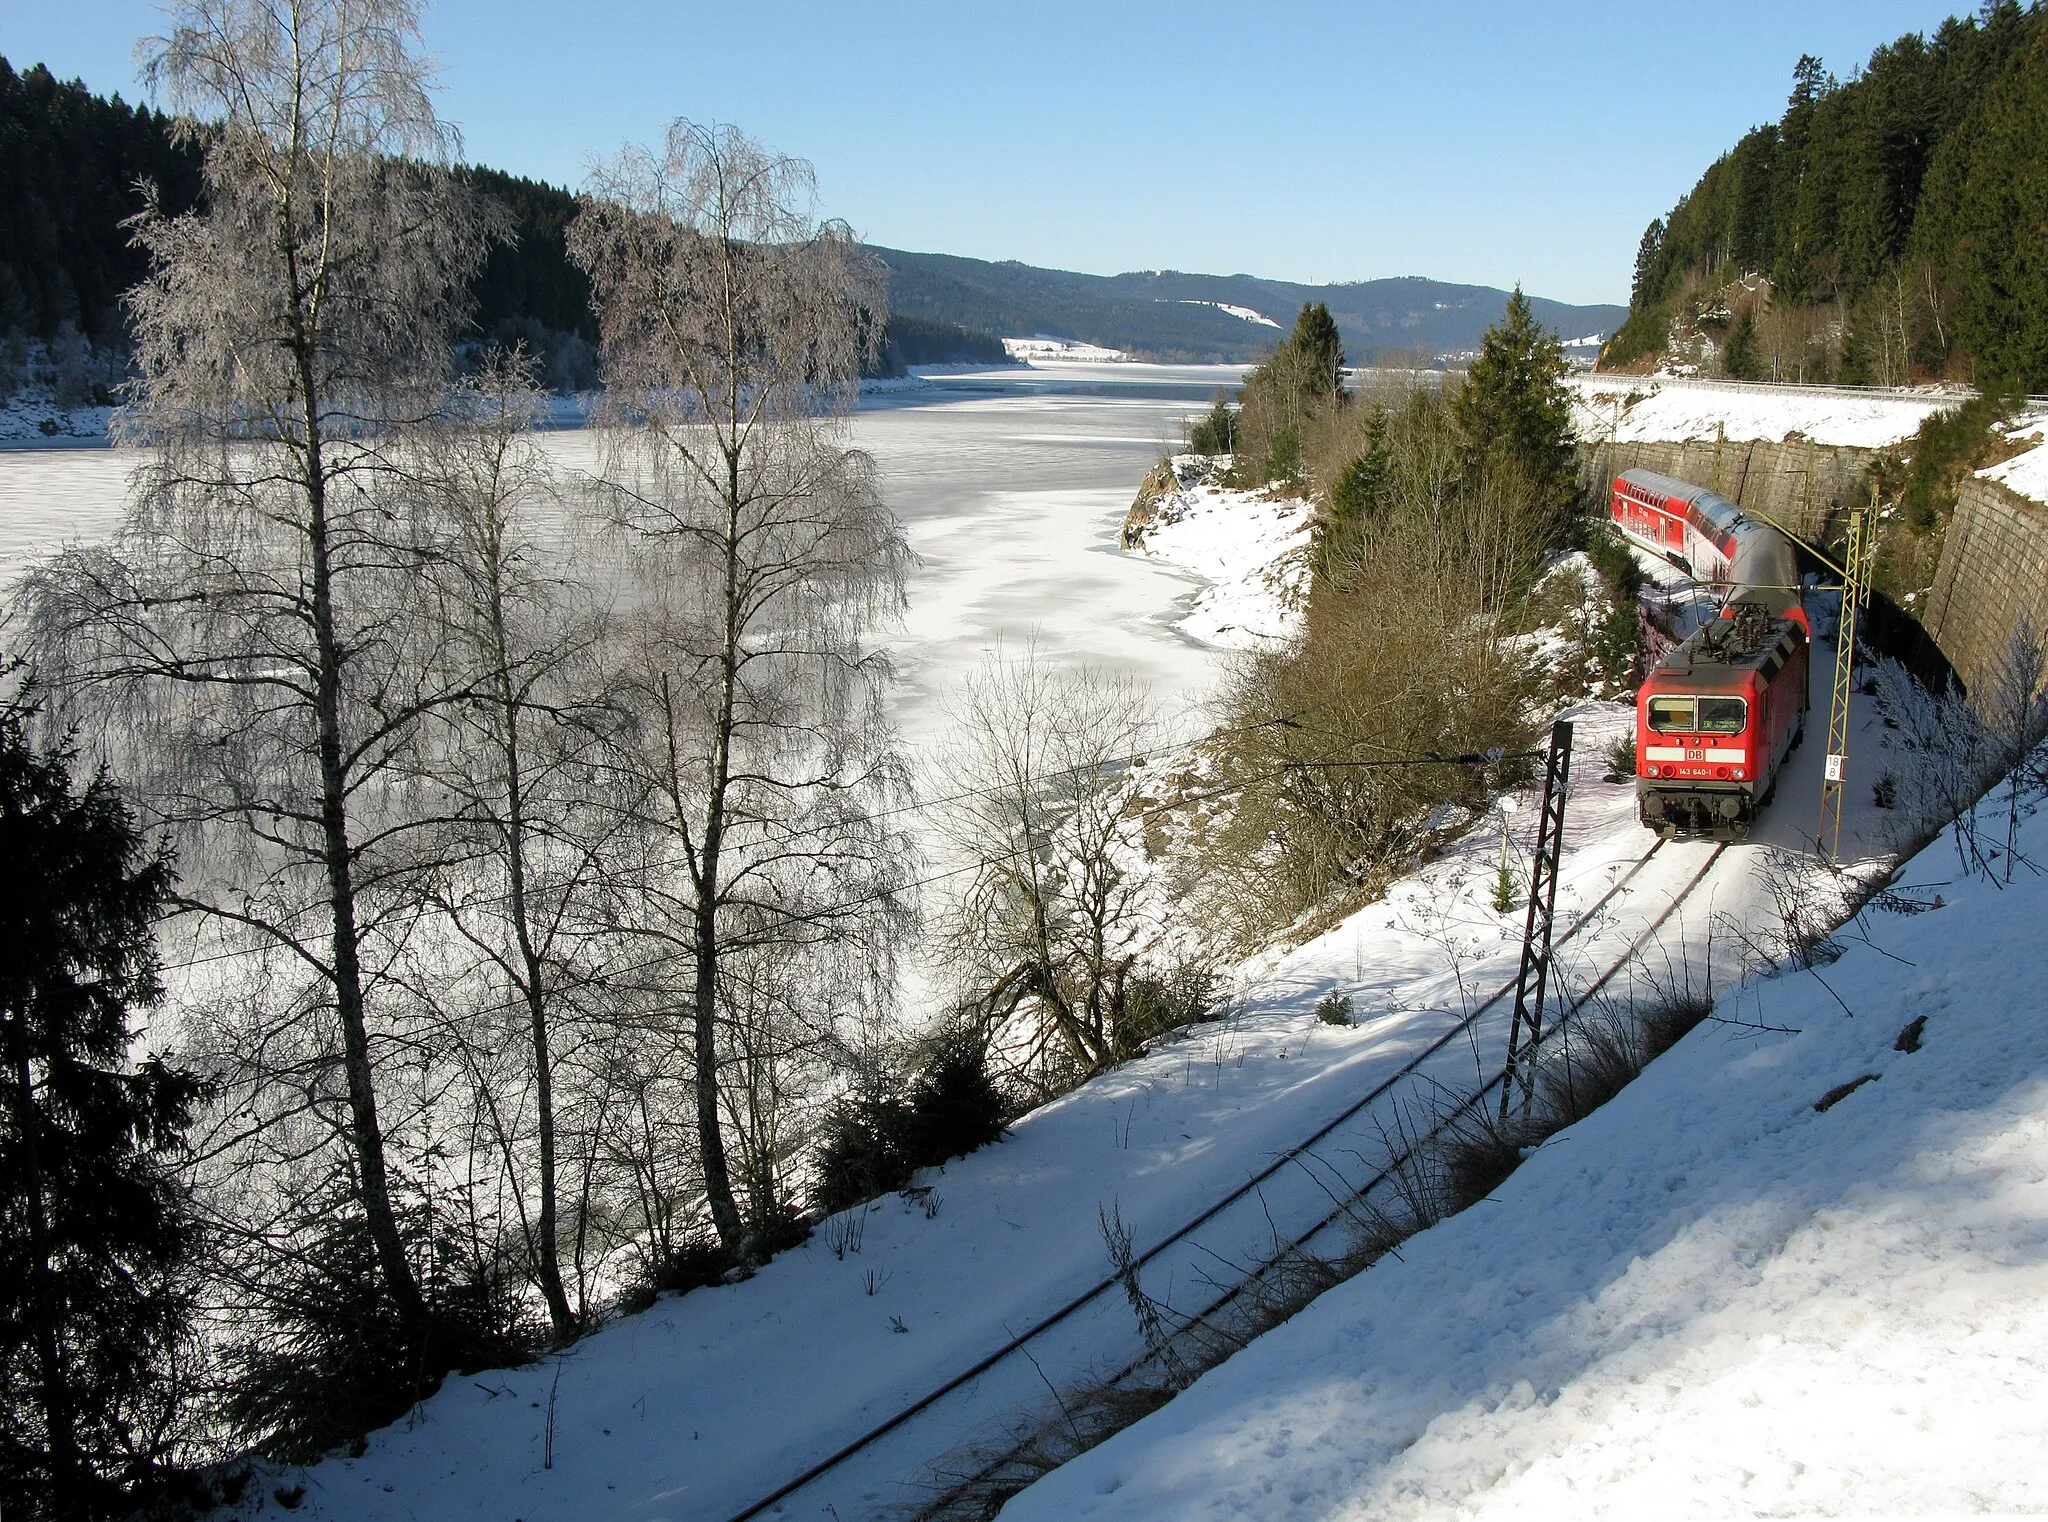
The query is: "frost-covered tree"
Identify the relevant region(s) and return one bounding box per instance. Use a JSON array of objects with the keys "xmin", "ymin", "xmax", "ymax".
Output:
[
  {"xmin": 569, "ymin": 122, "xmax": 914, "ymax": 1254},
  {"xmin": 409, "ymin": 356, "xmax": 626, "ymax": 1338},
  {"xmin": 937, "ymin": 649, "xmax": 1178, "ymax": 1090},
  {"xmin": 20, "ymin": 0, "xmax": 497, "ymax": 1340}
]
